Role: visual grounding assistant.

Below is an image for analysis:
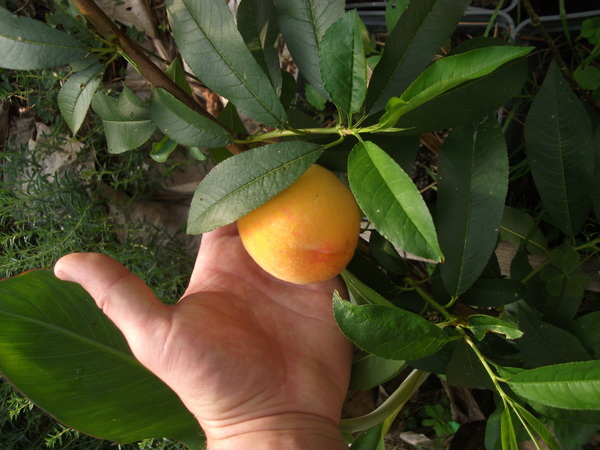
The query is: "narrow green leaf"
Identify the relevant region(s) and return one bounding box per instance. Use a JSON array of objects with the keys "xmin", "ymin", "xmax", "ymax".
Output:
[
  {"xmin": 349, "ymin": 352, "xmax": 406, "ymax": 391},
  {"xmin": 348, "ymin": 141, "xmax": 443, "ymax": 262},
  {"xmin": 0, "ymin": 7, "xmax": 86, "ymax": 70},
  {"xmin": 507, "ymin": 361, "xmax": 600, "ymax": 411},
  {"xmin": 340, "ymin": 269, "xmax": 396, "ymax": 308},
  {"xmin": 0, "ymin": 270, "xmax": 204, "ymax": 446},
  {"xmin": 500, "ymin": 206, "xmax": 548, "ymax": 256},
  {"xmin": 511, "ymin": 403, "xmax": 562, "ymax": 450},
  {"xmin": 150, "ymin": 88, "xmax": 231, "ymax": 149},
  {"xmin": 274, "ymin": 0, "xmax": 344, "ymax": 97},
  {"xmin": 91, "ymin": 87, "xmax": 155, "ymax": 154},
  {"xmin": 167, "ymin": 0, "xmax": 286, "ymax": 127},
  {"xmin": 165, "ymin": 58, "xmax": 193, "ymax": 96},
  {"xmin": 385, "ymin": 0, "xmax": 409, "ymax": 32},
  {"xmin": 320, "ymin": 10, "xmax": 367, "ymax": 115},
  {"xmin": 58, "ymin": 63, "xmax": 104, "ymax": 135},
  {"xmin": 379, "ymin": 46, "xmax": 533, "ymax": 130},
  {"xmin": 365, "ymin": 0, "xmax": 470, "ymax": 113},
  {"xmin": 524, "ymin": 59, "xmax": 595, "ymax": 236},
  {"xmin": 501, "ymin": 407, "xmax": 519, "ymax": 450},
  {"xmin": 467, "ymin": 315, "xmax": 524, "ymax": 341},
  {"xmin": 333, "ymin": 292, "xmax": 448, "ymax": 361},
  {"xmin": 437, "ymin": 115, "xmax": 509, "ymax": 296},
  {"xmin": 350, "ymin": 422, "xmax": 386, "ymax": 450},
  {"xmin": 187, "ymin": 141, "xmax": 322, "ymax": 234}
]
